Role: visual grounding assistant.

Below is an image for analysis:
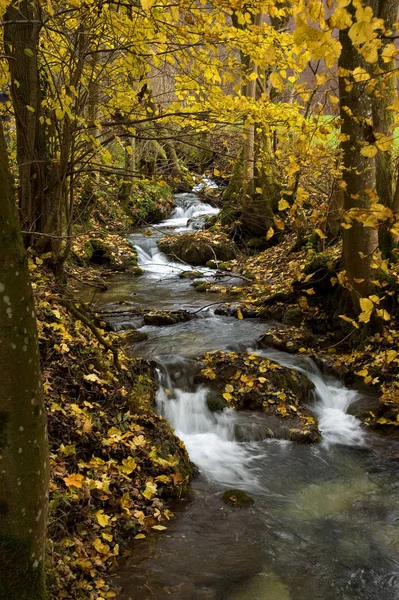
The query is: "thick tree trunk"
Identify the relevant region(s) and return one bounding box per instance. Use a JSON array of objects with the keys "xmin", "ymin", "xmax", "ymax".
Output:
[
  {"xmin": 0, "ymin": 120, "xmax": 49, "ymax": 598},
  {"xmin": 5, "ymin": 1, "xmax": 49, "ymax": 246},
  {"xmin": 339, "ymin": 16, "xmax": 379, "ymax": 309}
]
